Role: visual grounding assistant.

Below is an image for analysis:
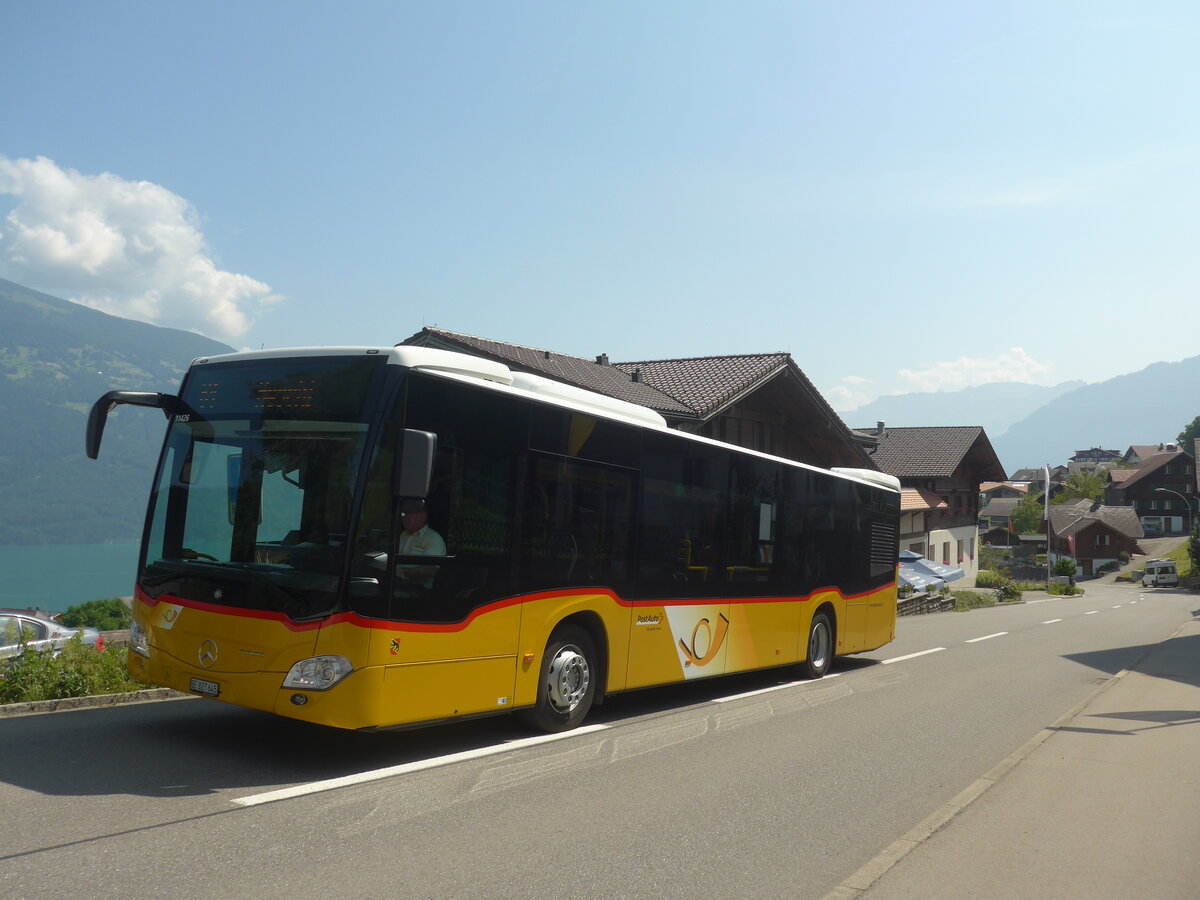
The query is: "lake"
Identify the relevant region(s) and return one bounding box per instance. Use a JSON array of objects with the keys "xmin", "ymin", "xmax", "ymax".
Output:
[{"xmin": 0, "ymin": 542, "xmax": 141, "ymax": 616}]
